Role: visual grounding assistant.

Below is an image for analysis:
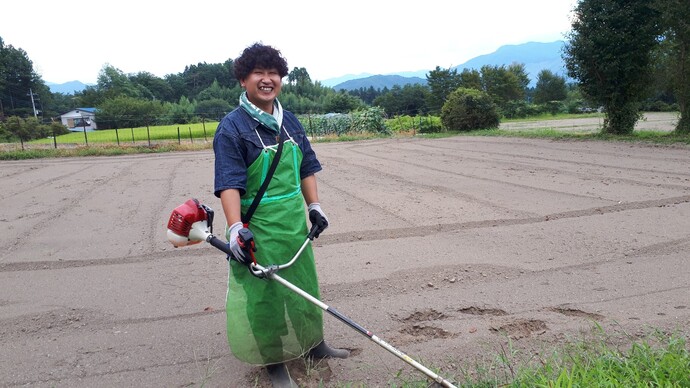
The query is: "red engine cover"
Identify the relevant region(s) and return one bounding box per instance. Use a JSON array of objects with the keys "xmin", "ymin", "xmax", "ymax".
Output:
[{"xmin": 167, "ymin": 198, "xmax": 206, "ymax": 237}]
